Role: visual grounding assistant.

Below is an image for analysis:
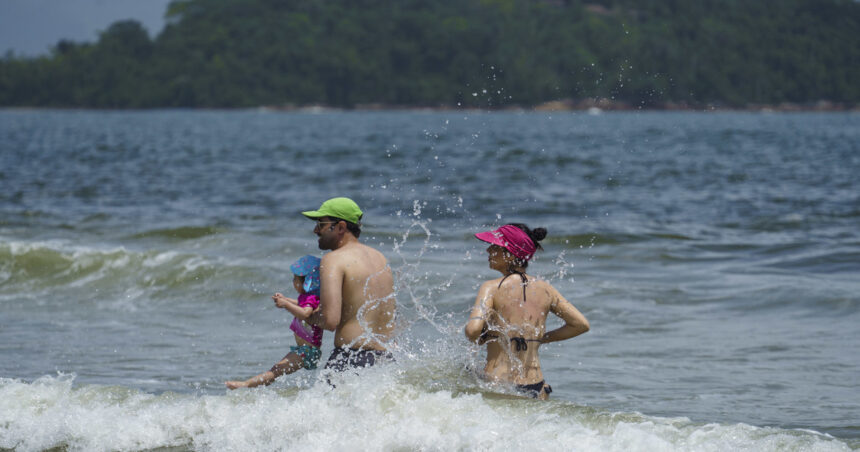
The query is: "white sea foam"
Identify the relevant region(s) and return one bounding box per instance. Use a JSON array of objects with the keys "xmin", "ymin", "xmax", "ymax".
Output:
[{"xmin": 0, "ymin": 374, "xmax": 850, "ymax": 452}]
